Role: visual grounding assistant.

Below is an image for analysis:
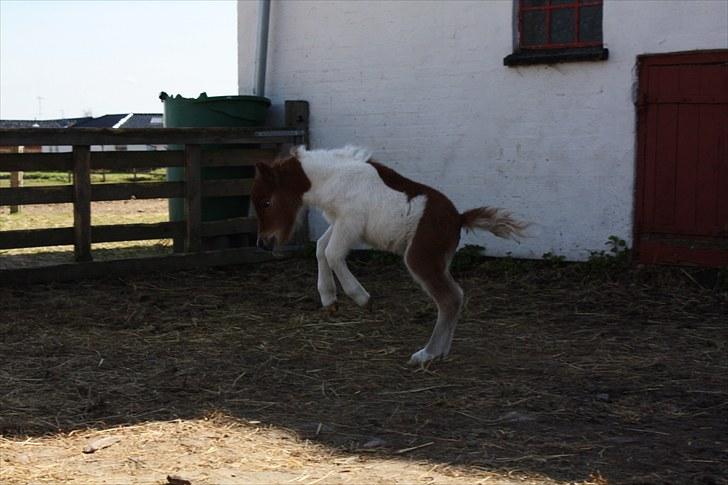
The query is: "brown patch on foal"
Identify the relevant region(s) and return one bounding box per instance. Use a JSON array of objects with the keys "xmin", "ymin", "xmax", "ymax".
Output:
[
  {"xmin": 367, "ymin": 161, "xmax": 461, "ymax": 265},
  {"xmin": 367, "ymin": 161, "xmax": 463, "ymax": 361},
  {"xmin": 253, "ymin": 156, "xmax": 311, "ymax": 249}
]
